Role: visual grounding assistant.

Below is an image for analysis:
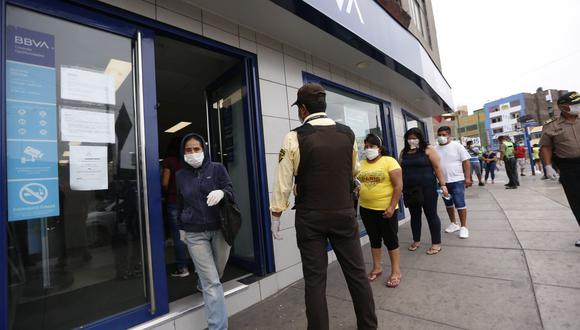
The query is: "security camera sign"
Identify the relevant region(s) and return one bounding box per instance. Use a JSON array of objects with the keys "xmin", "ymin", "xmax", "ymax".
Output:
[{"xmin": 6, "ymin": 26, "xmax": 59, "ymax": 221}]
